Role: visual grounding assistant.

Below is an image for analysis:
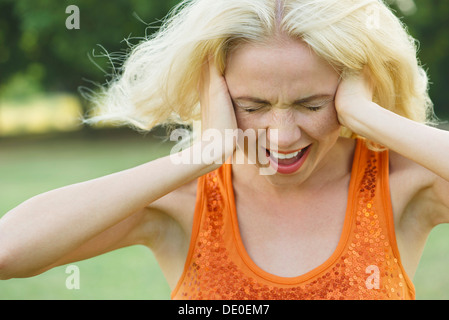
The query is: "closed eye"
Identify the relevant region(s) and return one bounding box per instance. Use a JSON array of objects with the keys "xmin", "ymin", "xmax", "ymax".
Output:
[
  {"xmin": 232, "ymin": 95, "xmax": 334, "ymax": 113},
  {"xmin": 242, "ymin": 106, "xmax": 265, "ymax": 113},
  {"xmin": 232, "ymin": 101, "xmax": 267, "ymax": 113},
  {"xmin": 302, "ymin": 105, "xmax": 322, "ymax": 112},
  {"xmin": 298, "ymin": 98, "xmax": 334, "ymax": 112}
]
